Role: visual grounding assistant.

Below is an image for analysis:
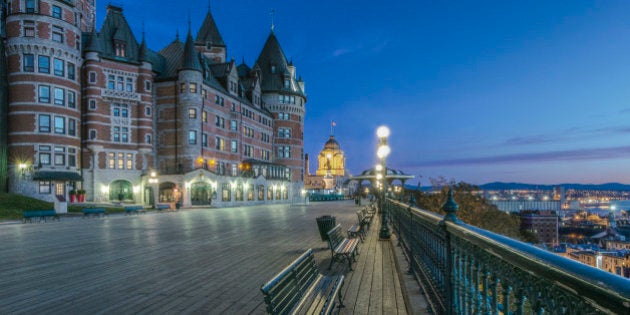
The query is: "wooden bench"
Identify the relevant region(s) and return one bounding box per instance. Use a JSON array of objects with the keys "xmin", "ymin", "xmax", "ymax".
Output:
[
  {"xmin": 261, "ymin": 249, "xmax": 344, "ymax": 314},
  {"xmin": 361, "ymin": 207, "xmax": 374, "ymax": 226},
  {"xmin": 347, "ymin": 211, "xmax": 369, "ymax": 241},
  {"xmin": 82, "ymin": 208, "xmax": 107, "ymax": 218},
  {"xmin": 326, "ymin": 224, "xmax": 360, "ymax": 270},
  {"xmin": 124, "ymin": 205, "xmax": 146, "ymax": 215},
  {"xmin": 23, "ymin": 209, "xmax": 59, "ymax": 223},
  {"xmin": 156, "ymin": 203, "xmax": 172, "ymax": 211}
]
